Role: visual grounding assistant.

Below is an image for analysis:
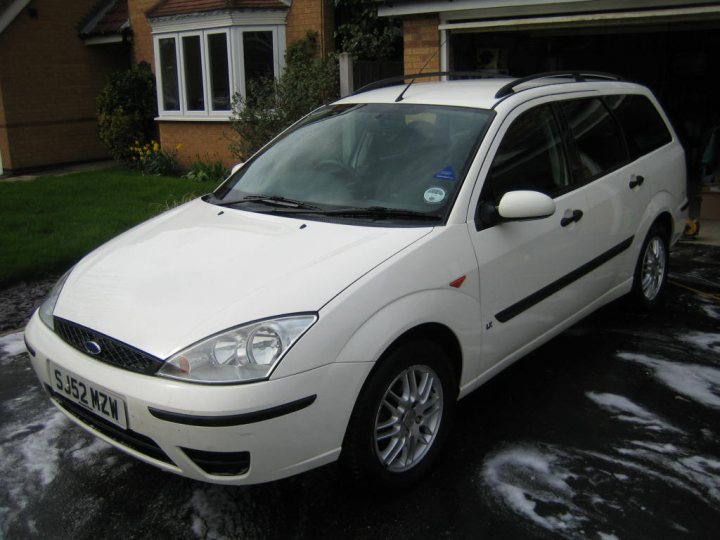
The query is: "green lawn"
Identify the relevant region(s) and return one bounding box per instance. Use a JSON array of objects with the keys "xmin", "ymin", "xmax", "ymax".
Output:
[{"xmin": 0, "ymin": 167, "xmax": 218, "ymax": 286}]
